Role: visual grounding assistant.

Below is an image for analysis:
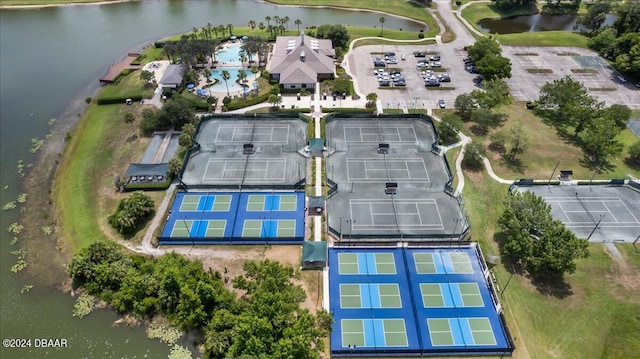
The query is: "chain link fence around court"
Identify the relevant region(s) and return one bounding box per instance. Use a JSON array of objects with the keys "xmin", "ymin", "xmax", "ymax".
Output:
[{"xmin": 628, "ymin": 119, "xmax": 640, "ymax": 139}]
